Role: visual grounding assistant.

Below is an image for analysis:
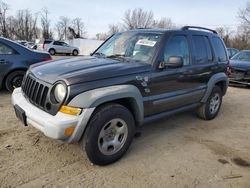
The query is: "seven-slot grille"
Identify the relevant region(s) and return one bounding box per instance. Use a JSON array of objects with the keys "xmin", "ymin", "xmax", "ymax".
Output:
[{"xmin": 22, "ymin": 74, "xmax": 49, "ymax": 108}]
